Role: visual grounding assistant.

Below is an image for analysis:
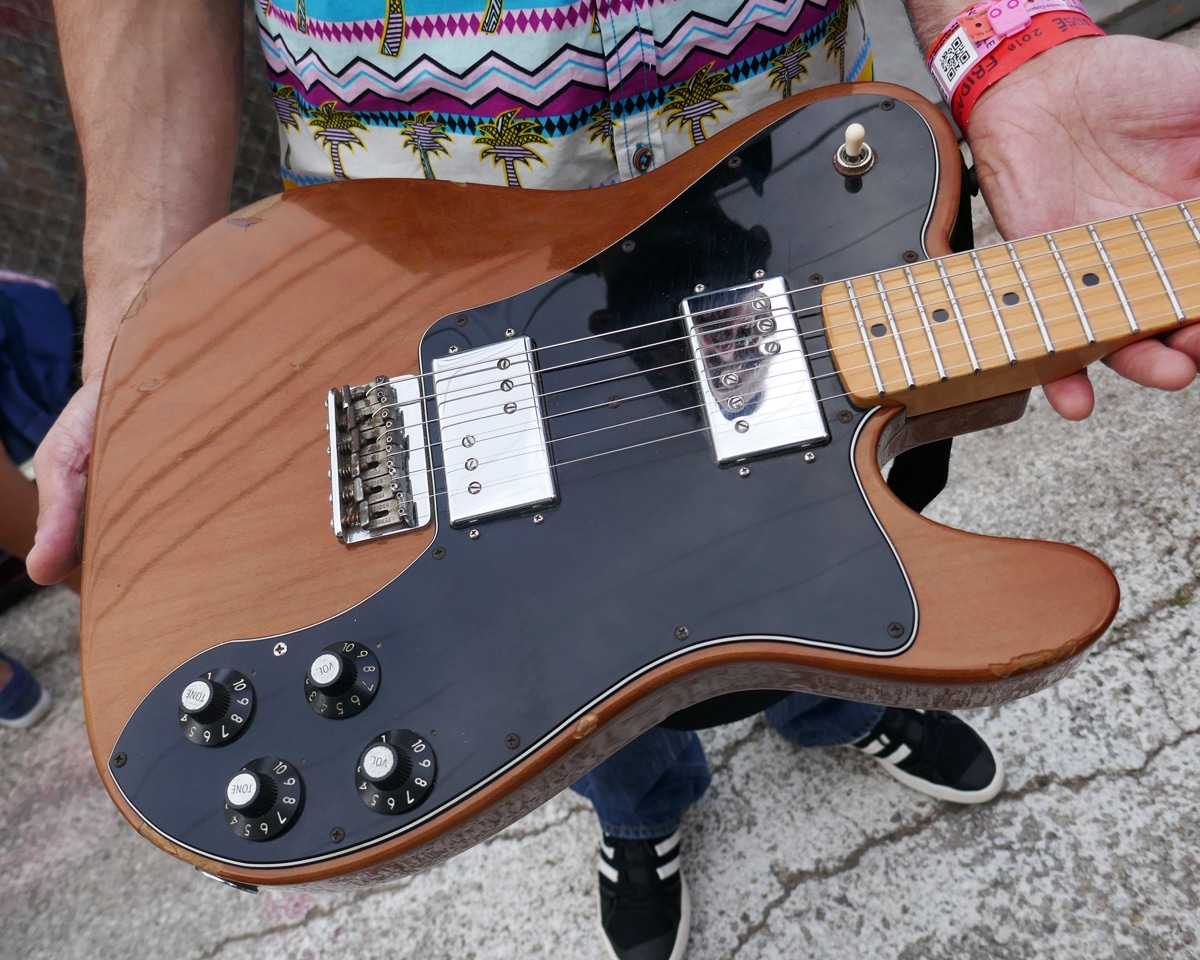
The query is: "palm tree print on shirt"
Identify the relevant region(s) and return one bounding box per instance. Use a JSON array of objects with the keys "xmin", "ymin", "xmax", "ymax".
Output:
[
  {"xmin": 272, "ymin": 85, "xmax": 301, "ymax": 130},
  {"xmin": 823, "ymin": 0, "xmax": 865, "ymax": 82},
  {"xmin": 400, "ymin": 112, "xmax": 452, "ymax": 179},
  {"xmin": 768, "ymin": 36, "xmax": 811, "ymax": 98},
  {"xmin": 662, "ymin": 63, "xmax": 735, "ymax": 146},
  {"xmin": 474, "ymin": 109, "xmax": 548, "ymax": 187},
  {"xmin": 309, "ymin": 102, "xmax": 368, "ymax": 179},
  {"xmin": 587, "ymin": 107, "xmax": 617, "ymax": 165},
  {"xmin": 381, "ymin": 0, "xmax": 405, "ymax": 56}
]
